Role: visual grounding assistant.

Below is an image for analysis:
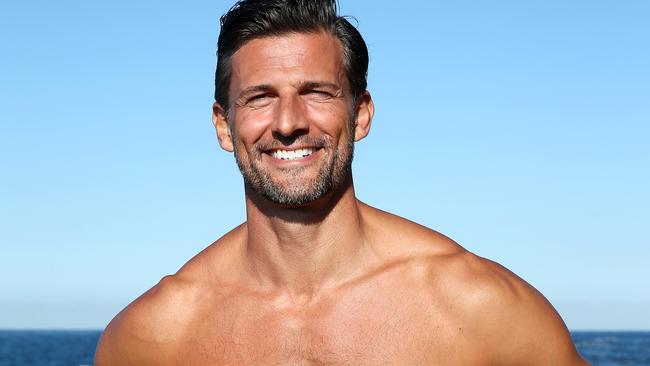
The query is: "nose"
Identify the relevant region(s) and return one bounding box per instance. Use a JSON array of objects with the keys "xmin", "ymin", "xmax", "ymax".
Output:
[{"xmin": 272, "ymin": 95, "xmax": 309, "ymax": 137}]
